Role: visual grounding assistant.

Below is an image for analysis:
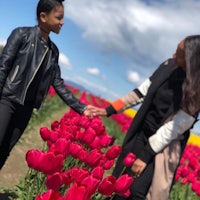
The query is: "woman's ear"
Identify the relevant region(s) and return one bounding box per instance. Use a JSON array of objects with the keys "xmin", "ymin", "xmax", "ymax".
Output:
[{"xmin": 39, "ymin": 12, "xmax": 47, "ymax": 23}]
